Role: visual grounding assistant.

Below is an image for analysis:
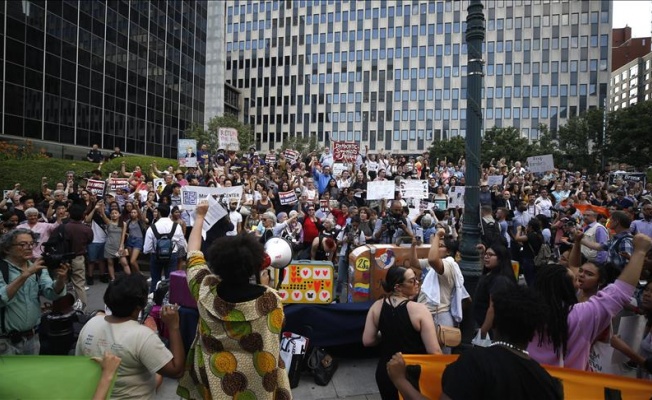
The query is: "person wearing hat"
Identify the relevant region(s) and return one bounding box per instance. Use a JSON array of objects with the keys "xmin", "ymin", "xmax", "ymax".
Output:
[
  {"xmin": 174, "ymin": 170, "xmax": 188, "ymax": 187},
  {"xmin": 226, "ymin": 200, "xmax": 242, "ymax": 237}
]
